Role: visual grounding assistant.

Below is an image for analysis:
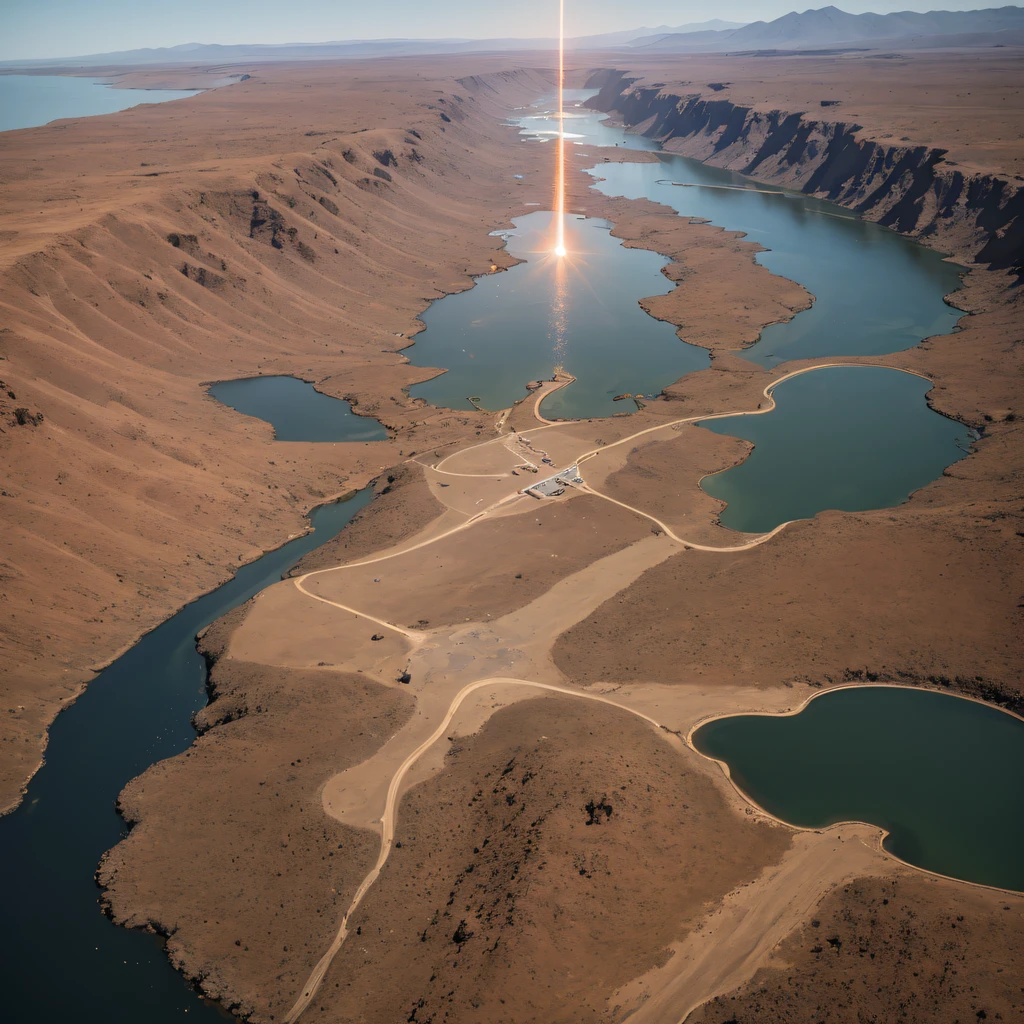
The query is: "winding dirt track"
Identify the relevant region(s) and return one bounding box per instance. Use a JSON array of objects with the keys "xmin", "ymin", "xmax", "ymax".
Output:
[
  {"xmin": 283, "ymin": 677, "xmax": 672, "ymax": 1023},
  {"xmin": 282, "ymin": 360, "xmax": 940, "ymax": 1021}
]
